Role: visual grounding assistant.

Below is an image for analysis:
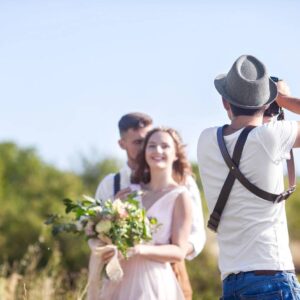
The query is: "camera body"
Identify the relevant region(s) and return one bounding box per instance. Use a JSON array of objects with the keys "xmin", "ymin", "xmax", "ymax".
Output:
[{"xmin": 264, "ymin": 76, "xmax": 284, "ymax": 120}]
